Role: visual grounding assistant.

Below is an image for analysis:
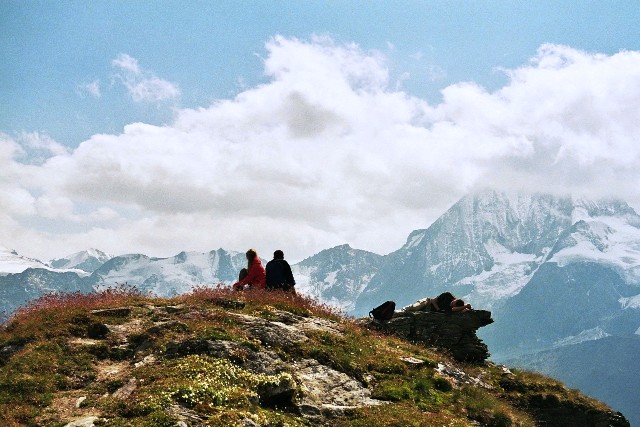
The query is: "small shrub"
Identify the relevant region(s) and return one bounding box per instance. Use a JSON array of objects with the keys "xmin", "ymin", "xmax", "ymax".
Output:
[
  {"xmin": 373, "ymin": 382, "xmax": 414, "ymax": 401},
  {"xmin": 197, "ymin": 327, "xmax": 233, "ymax": 341},
  {"xmin": 433, "ymin": 376, "xmax": 453, "ymax": 392},
  {"xmin": 489, "ymin": 411, "xmax": 513, "ymax": 427}
]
